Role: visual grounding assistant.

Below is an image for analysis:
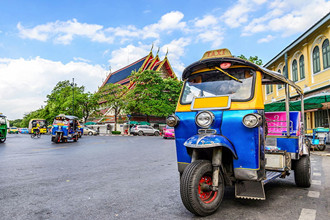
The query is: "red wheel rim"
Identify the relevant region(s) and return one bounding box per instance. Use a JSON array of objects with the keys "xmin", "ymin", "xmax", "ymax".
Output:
[{"xmin": 198, "ymin": 175, "xmax": 217, "ymax": 204}]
